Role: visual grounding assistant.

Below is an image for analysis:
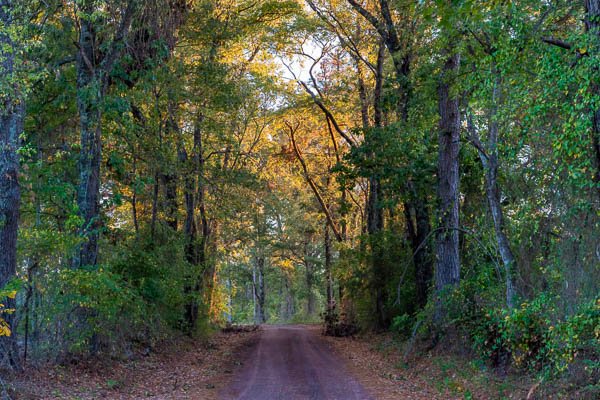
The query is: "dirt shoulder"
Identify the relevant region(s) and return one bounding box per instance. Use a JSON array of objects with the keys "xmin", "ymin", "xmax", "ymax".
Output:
[
  {"xmin": 322, "ymin": 331, "xmax": 531, "ymax": 400},
  {"xmin": 7, "ymin": 328, "xmax": 260, "ymax": 400}
]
